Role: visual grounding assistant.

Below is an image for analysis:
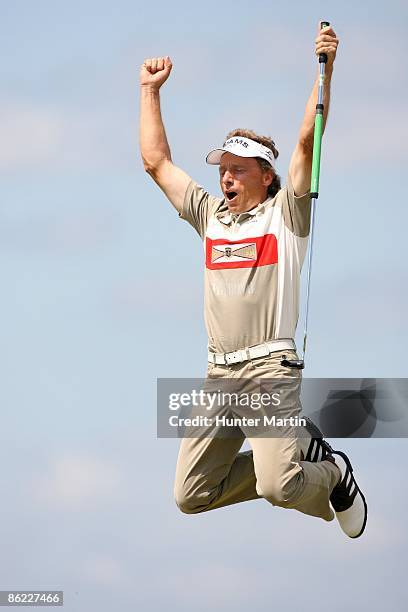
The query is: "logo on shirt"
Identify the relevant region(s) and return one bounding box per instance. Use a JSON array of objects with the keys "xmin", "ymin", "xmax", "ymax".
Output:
[{"xmin": 211, "ymin": 242, "xmax": 257, "ymax": 264}]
